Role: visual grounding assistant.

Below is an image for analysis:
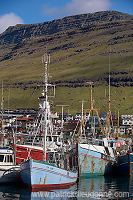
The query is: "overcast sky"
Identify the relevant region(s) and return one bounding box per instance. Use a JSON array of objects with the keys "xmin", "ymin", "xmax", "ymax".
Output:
[{"xmin": 0, "ymin": 0, "xmax": 133, "ymax": 34}]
